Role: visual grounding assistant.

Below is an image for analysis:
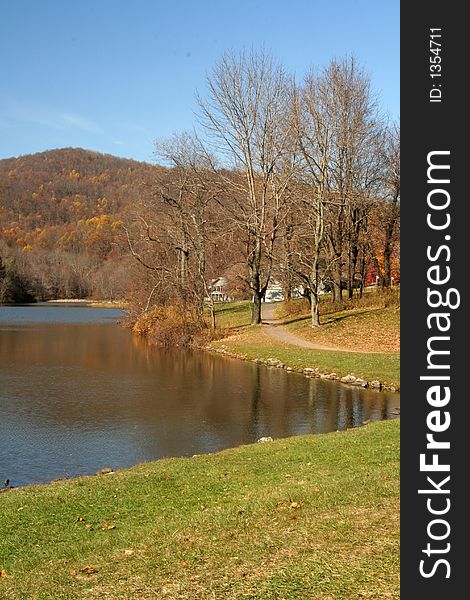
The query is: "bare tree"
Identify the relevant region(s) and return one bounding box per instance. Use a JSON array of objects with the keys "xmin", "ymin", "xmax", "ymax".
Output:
[
  {"xmin": 380, "ymin": 122, "xmax": 400, "ymax": 288},
  {"xmin": 155, "ymin": 132, "xmax": 221, "ymax": 329},
  {"xmin": 290, "ymin": 72, "xmax": 334, "ymax": 326},
  {"xmin": 286, "ymin": 57, "xmax": 384, "ymax": 323},
  {"xmin": 197, "ymin": 49, "xmax": 295, "ymax": 324},
  {"xmin": 321, "ymin": 57, "xmax": 380, "ymax": 302}
]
